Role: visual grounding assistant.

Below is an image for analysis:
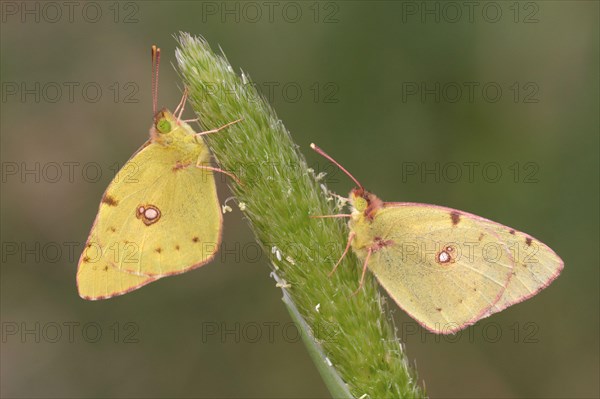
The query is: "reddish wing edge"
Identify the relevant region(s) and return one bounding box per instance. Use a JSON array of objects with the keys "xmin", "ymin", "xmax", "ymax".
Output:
[
  {"xmin": 382, "ymin": 201, "xmax": 564, "ymax": 263},
  {"xmin": 76, "ymin": 209, "xmax": 158, "ymax": 300},
  {"xmin": 379, "ymin": 201, "xmax": 564, "ymax": 335},
  {"xmin": 76, "ymin": 274, "xmax": 157, "ymax": 301},
  {"xmin": 379, "ymin": 279, "xmax": 506, "ymax": 335},
  {"xmin": 76, "ymin": 210, "xmax": 222, "ymax": 300}
]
